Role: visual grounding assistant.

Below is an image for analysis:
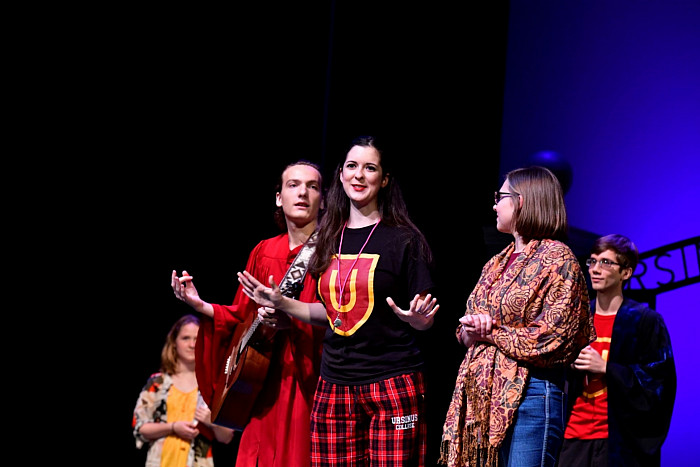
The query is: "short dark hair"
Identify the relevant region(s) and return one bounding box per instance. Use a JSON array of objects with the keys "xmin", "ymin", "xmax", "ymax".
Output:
[
  {"xmin": 273, "ymin": 160, "xmax": 323, "ymax": 231},
  {"xmin": 591, "ymin": 234, "xmax": 639, "ymax": 272}
]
